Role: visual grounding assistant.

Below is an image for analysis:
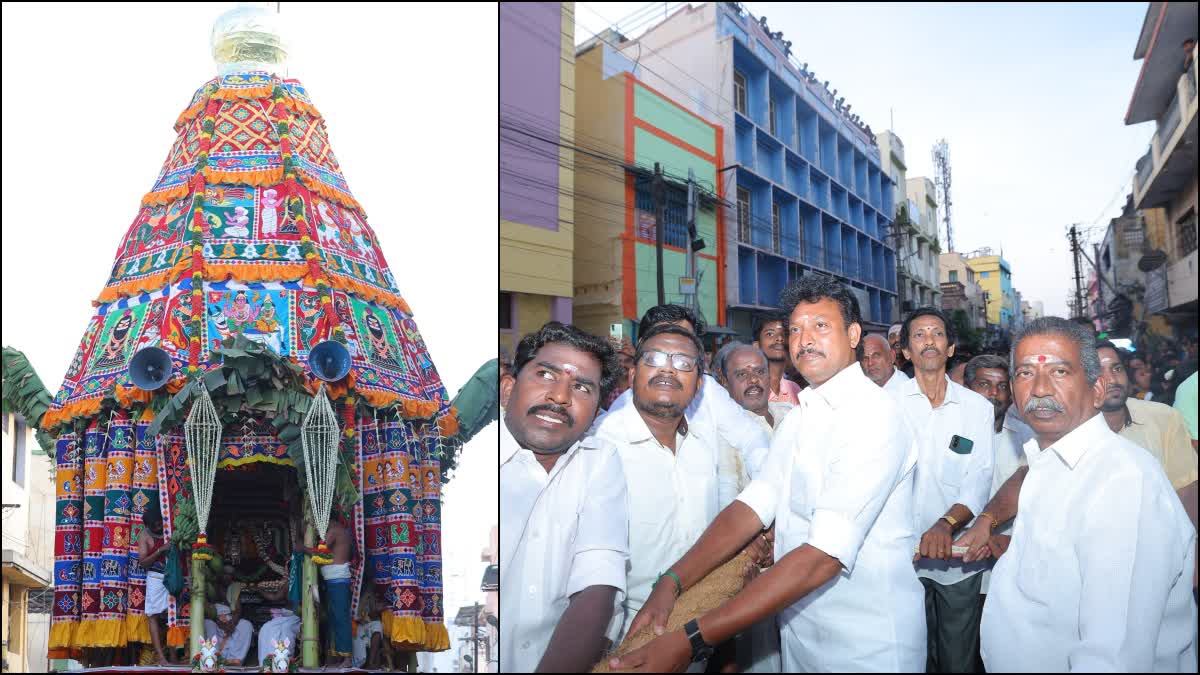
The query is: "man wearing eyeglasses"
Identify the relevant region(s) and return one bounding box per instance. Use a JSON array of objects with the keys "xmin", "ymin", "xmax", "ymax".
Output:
[
  {"xmin": 606, "ymin": 276, "xmax": 924, "ymax": 673},
  {"xmin": 605, "ymin": 305, "xmax": 772, "ymax": 482},
  {"xmin": 593, "ymin": 323, "xmax": 770, "ymax": 654}
]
